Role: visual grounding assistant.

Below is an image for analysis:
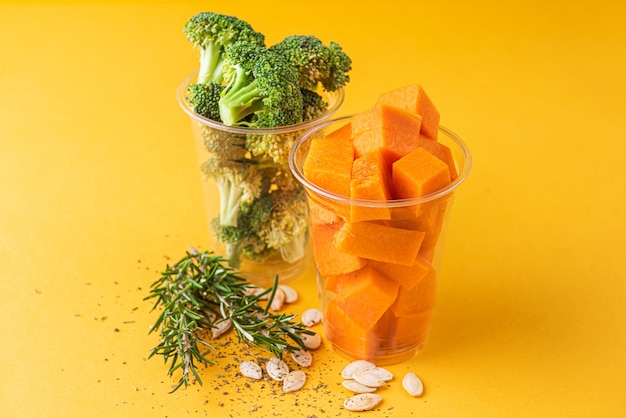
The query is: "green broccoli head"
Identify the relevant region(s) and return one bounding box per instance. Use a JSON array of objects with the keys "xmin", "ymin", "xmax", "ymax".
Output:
[
  {"xmin": 212, "ymin": 182, "xmax": 309, "ymax": 266},
  {"xmin": 202, "ymin": 155, "xmax": 264, "ymax": 227},
  {"xmin": 187, "ymin": 81, "xmax": 224, "ymax": 121},
  {"xmin": 255, "ymin": 188, "xmax": 309, "ymax": 263},
  {"xmin": 218, "ymin": 41, "xmax": 303, "ymax": 128},
  {"xmin": 300, "ymin": 88, "xmax": 329, "ymax": 121},
  {"xmin": 268, "ymin": 35, "xmax": 352, "ymax": 92},
  {"xmin": 201, "ymin": 127, "xmax": 248, "ymax": 161},
  {"xmin": 214, "ymin": 191, "xmax": 273, "ymax": 267},
  {"xmin": 183, "ymin": 12, "xmax": 265, "ymax": 85}
]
